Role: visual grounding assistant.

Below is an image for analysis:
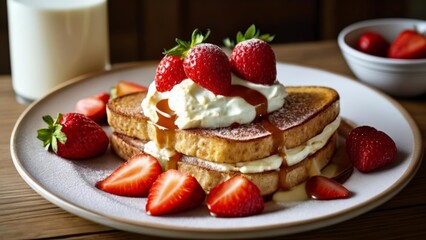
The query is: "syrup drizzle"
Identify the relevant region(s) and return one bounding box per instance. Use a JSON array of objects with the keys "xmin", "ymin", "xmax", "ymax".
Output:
[
  {"xmin": 227, "ymin": 85, "xmax": 268, "ymax": 116},
  {"xmin": 151, "ymin": 85, "xmax": 350, "ymax": 194},
  {"xmin": 155, "ymin": 99, "xmax": 178, "ymax": 130},
  {"xmin": 153, "ymin": 99, "xmax": 177, "ymax": 150},
  {"xmin": 226, "ymin": 86, "xmax": 284, "ymax": 156},
  {"xmin": 152, "ymin": 85, "xmax": 291, "ymax": 185}
]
